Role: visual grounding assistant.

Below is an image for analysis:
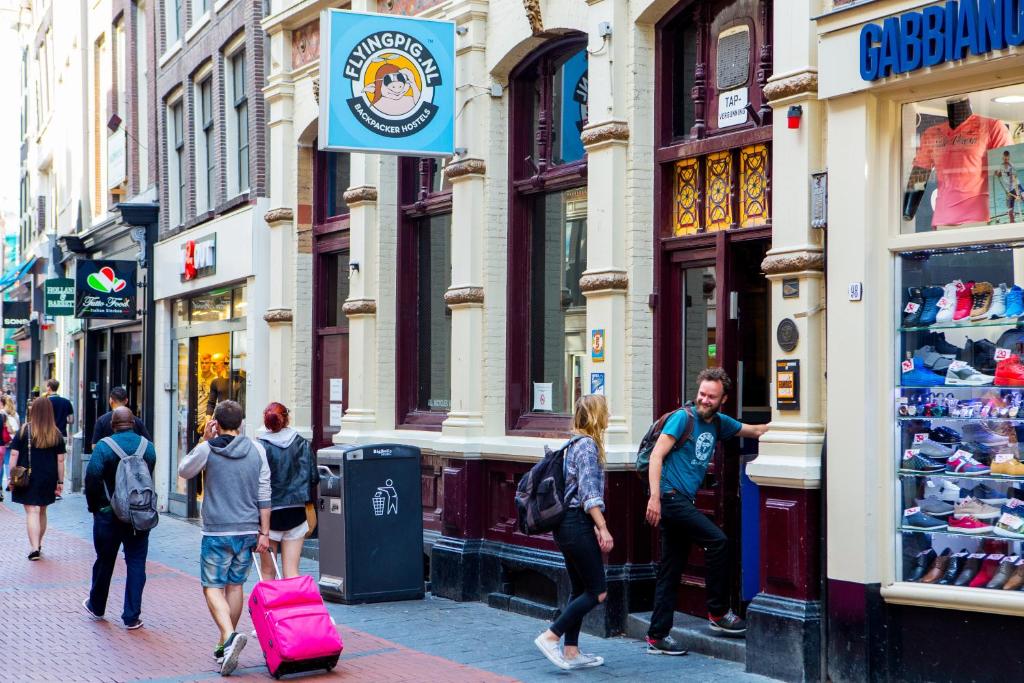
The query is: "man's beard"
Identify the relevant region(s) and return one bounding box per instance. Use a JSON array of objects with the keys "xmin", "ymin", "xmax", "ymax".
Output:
[{"xmin": 695, "ymin": 402, "xmax": 721, "ymax": 420}]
